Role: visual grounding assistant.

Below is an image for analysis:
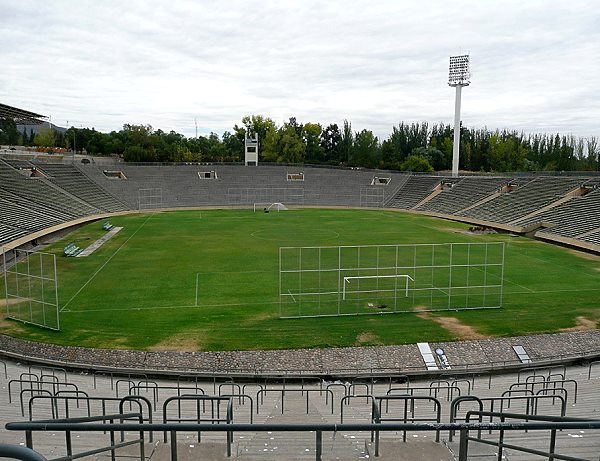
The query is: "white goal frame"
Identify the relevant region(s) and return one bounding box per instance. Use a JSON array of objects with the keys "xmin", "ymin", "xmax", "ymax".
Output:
[
  {"xmin": 2, "ymin": 248, "xmax": 60, "ymax": 330},
  {"xmin": 279, "ymin": 242, "xmax": 505, "ymax": 319},
  {"xmin": 254, "ymin": 202, "xmax": 289, "ymax": 212},
  {"xmin": 343, "ymin": 274, "xmax": 413, "ymax": 300}
]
